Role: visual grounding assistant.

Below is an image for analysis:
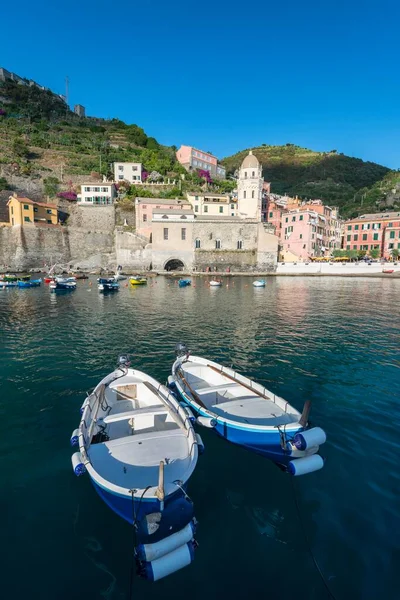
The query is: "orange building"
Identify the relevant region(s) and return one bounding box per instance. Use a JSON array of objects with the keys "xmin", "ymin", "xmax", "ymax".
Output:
[
  {"xmin": 344, "ymin": 211, "xmax": 400, "ymax": 259},
  {"xmin": 7, "ymin": 195, "xmax": 58, "ymax": 226}
]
